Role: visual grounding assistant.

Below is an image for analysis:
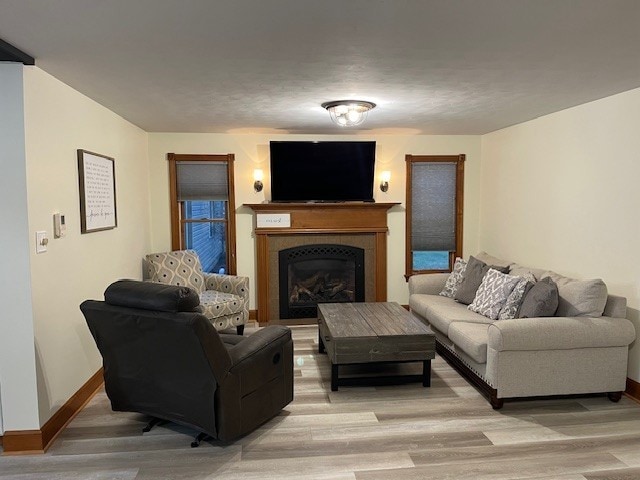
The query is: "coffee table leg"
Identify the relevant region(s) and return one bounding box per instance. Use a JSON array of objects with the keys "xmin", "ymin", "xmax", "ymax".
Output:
[
  {"xmin": 318, "ymin": 329, "xmax": 325, "ymax": 354},
  {"xmin": 331, "ymin": 363, "xmax": 339, "ymax": 391},
  {"xmin": 422, "ymin": 360, "xmax": 431, "ymax": 387}
]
